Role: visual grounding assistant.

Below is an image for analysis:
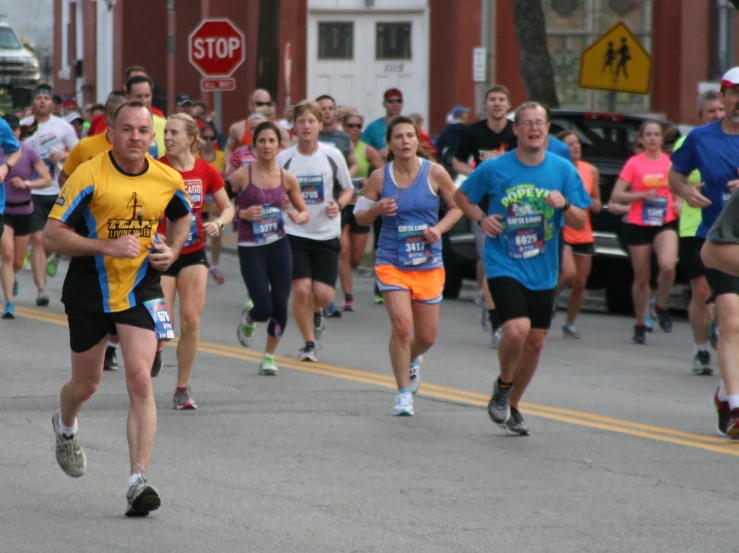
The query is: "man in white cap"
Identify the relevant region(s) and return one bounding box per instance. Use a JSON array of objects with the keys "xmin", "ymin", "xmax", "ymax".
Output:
[{"xmin": 670, "ymin": 66, "xmax": 739, "ymax": 439}]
